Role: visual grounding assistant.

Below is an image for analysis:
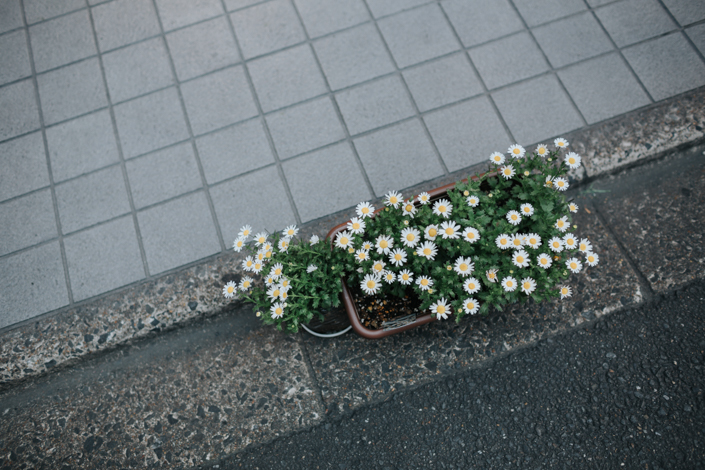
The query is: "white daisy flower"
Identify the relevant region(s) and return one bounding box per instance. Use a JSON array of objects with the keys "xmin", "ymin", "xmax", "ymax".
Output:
[
  {"xmin": 545, "ymin": 175, "xmax": 554, "ymax": 188},
  {"xmin": 521, "ymin": 277, "xmax": 537, "ymax": 295},
  {"xmin": 418, "ymin": 241, "xmax": 438, "ymax": 260},
  {"xmin": 401, "ymin": 227, "xmax": 421, "ymax": 247},
  {"xmin": 232, "ymin": 237, "xmax": 246, "ymax": 252},
  {"xmin": 375, "ymin": 235, "xmax": 394, "ymax": 254},
  {"xmin": 525, "ymin": 233, "xmax": 542, "ymax": 249},
  {"xmin": 440, "ymin": 220, "xmax": 461, "ymax": 239},
  {"xmin": 417, "ymin": 192, "xmax": 431, "ymax": 205},
  {"xmin": 398, "ymin": 269, "xmax": 414, "ymax": 285},
  {"xmin": 537, "ymin": 253, "xmax": 552, "ymax": 269},
  {"xmin": 223, "ymin": 281, "xmax": 237, "ymax": 298},
  {"xmin": 401, "ymin": 201, "xmax": 417, "ymax": 218},
  {"xmin": 564, "ymin": 152, "xmax": 581, "ymax": 169},
  {"xmin": 466, "ymin": 195, "xmax": 480, "ymax": 207},
  {"xmin": 489, "ymin": 152, "xmax": 505, "ymax": 165},
  {"xmin": 334, "ymin": 231, "xmax": 354, "ymax": 250},
  {"xmin": 383, "ymin": 271, "xmax": 396, "ymax": 284},
  {"xmin": 510, "ymin": 234, "xmax": 525, "ymax": 249},
  {"xmin": 500, "ymin": 164, "xmax": 516, "ymax": 179},
  {"xmin": 430, "ymin": 298, "xmax": 451, "ymax": 320},
  {"xmin": 270, "ymin": 263, "xmax": 284, "ymax": 279},
  {"xmin": 254, "ymin": 232, "xmax": 268, "ymax": 246},
  {"xmin": 238, "ymin": 225, "xmax": 252, "ymax": 239},
  {"xmin": 255, "ymin": 250, "xmax": 266, "ymax": 262},
  {"xmin": 486, "ymin": 269, "xmax": 498, "ymax": 283},
  {"xmin": 356, "ymin": 201, "xmax": 375, "ymax": 219},
  {"xmin": 389, "ymin": 248, "xmax": 407, "ymax": 267},
  {"xmin": 554, "ymin": 137, "xmax": 569, "ymax": 149},
  {"xmin": 424, "ymin": 224, "xmax": 439, "ymax": 241},
  {"xmin": 568, "ymin": 202, "xmax": 579, "ymax": 213},
  {"xmin": 360, "ymin": 274, "xmax": 381, "ymax": 296},
  {"xmin": 239, "ymin": 276, "xmax": 253, "ymax": 291},
  {"xmin": 310, "ymin": 234, "xmax": 320, "ymax": 244},
  {"xmin": 520, "ymin": 203, "xmax": 534, "ymax": 217},
  {"xmin": 278, "ymin": 239, "xmax": 290, "ymax": 252},
  {"xmin": 585, "ymin": 252, "xmax": 599, "ymax": 267},
  {"xmin": 270, "ymin": 302, "xmax": 285, "ymax": 319},
  {"xmin": 279, "ymin": 288, "xmax": 291, "ymax": 301},
  {"xmin": 563, "ymin": 233, "xmax": 577, "ymax": 250},
  {"xmin": 463, "ymin": 298, "xmax": 480, "ymax": 315},
  {"xmin": 463, "ymin": 277, "xmax": 481, "ymax": 294},
  {"xmin": 566, "ymin": 257, "xmax": 582, "ymax": 273},
  {"xmin": 280, "ymin": 278, "xmax": 291, "ymax": 289},
  {"xmin": 264, "ymin": 276, "xmax": 275, "ymax": 286},
  {"xmin": 282, "ymin": 225, "xmax": 298, "ymax": 238},
  {"xmin": 554, "ymin": 177, "xmax": 569, "ymax": 191},
  {"xmin": 355, "ymin": 249, "xmax": 369, "ymax": 263},
  {"xmin": 462, "ymin": 227, "xmax": 480, "ymax": 244},
  {"xmin": 501, "ymin": 276, "xmax": 517, "ymax": 292},
  {"xmin": 548, "ymin": 236, "xmax": 564, "ymax": 252},
  {"xmin": 512, "ymin": 250, "xmax": 530, "ymax": 268},
  {"xmin": 454, "ymin": 257, "xmax": 474, "ymax": 277},
  {"xmin": 559, "ymin": 285, "xmax": 572, "ymax": 299},
  {"xmin": 242, "ymin": 256, "xmax": 255, "ymax": 272},
  {"xmin": 306, "ymin": 264, "xmax": 318, "ymax": 273},
  {"xmin": 347, "ymin": 217, "xmax": 366, "ymax": 234},
  {"xmin": 362, "ymin": 241, "xmax": 373, "ymax": 251},
  {"xmin": 372, "ymin": 260, "xmax": 386, "ymax": 275},
  {"xmin": 555, "ymin": 216, "xmax": 569, "ymax": 233},
  {"xmin": 535, "ymin": 144, "xmax": 549, "ymax": 157},
  {"xmin": 506, "ymin": 210, "xmax": 522, "ymax": 226},
  {"xmin": 385, "ymin": 191, "xmax": 403, "ymax": 209},
  {"xmin": 496, "ymin": 234, "xmax": 512, "ymax": 250},
  {"xmin": 432, "ymin": 199, "xmax": 453, "ymax": 218},
  {"xmin": 416, "ymin": 275, "xmax": 433, "ymax": 291},
  {"xmin": 262, "ymin": 242, "xmax": 273, "ymax": 252},
  {"xmin": 508, "ymin": 144, "xmax": 525, "ymax": 158},
  {"xmin": 252, "ymin": 261, "xmax": 265, "ymax": 274},
  {"xmin": 578, "ymin": 238, "xmax": 592, "ymax": 253}
]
